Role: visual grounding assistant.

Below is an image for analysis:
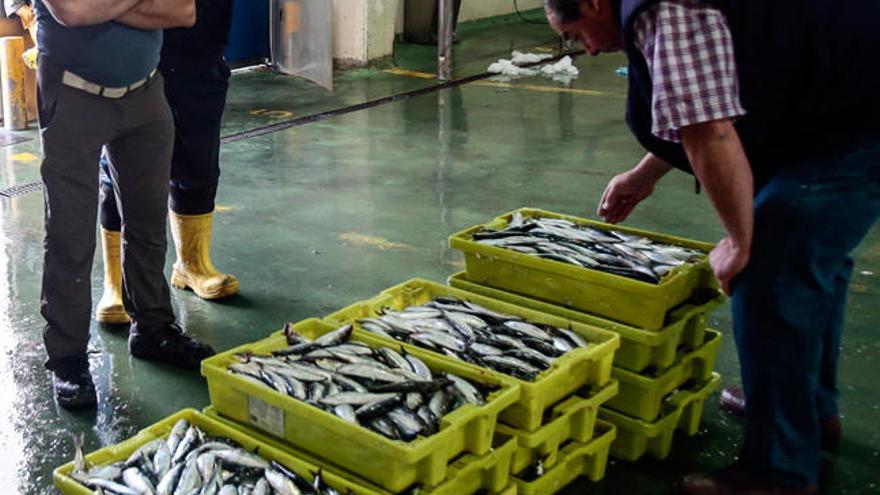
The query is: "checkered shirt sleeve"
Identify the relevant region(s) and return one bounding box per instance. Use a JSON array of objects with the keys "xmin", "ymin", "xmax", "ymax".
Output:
[{"xmin": 633, "ymin": 0, "xmax": 746, "ymax": 143}]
